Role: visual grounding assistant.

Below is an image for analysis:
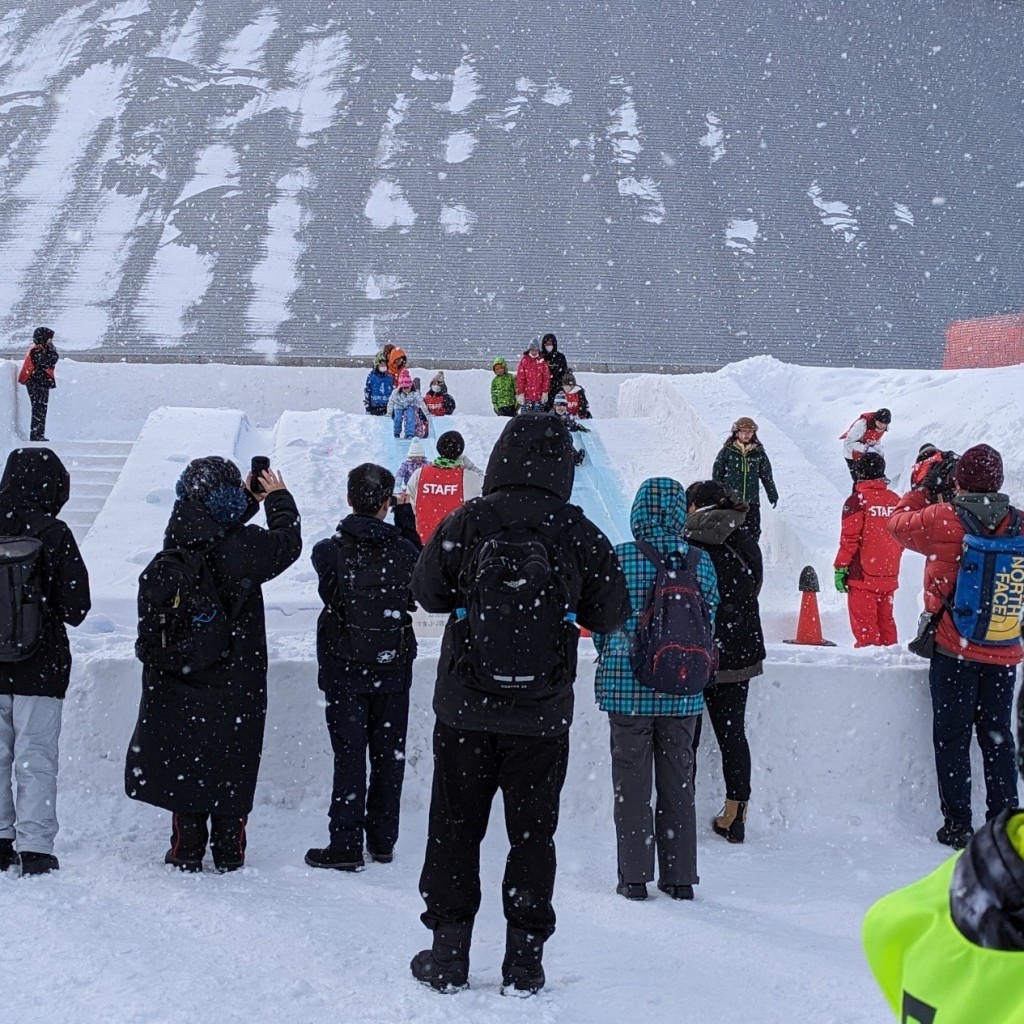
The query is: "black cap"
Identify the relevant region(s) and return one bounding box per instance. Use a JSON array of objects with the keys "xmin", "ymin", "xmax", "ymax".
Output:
[
  {"xmin": 916, "ymin": 443, "xmax": 939, "ymax": 462},
  {"xmin": 856, "ymin": 452, "xmax": 887, "ymax": 481},
  {"xmin": 874, "ymin": 408, "xmax": 892, "ymax": 424},
  {"xmin": 33, "ymin": 326, "xmax": 54, "ymax": 345}
]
